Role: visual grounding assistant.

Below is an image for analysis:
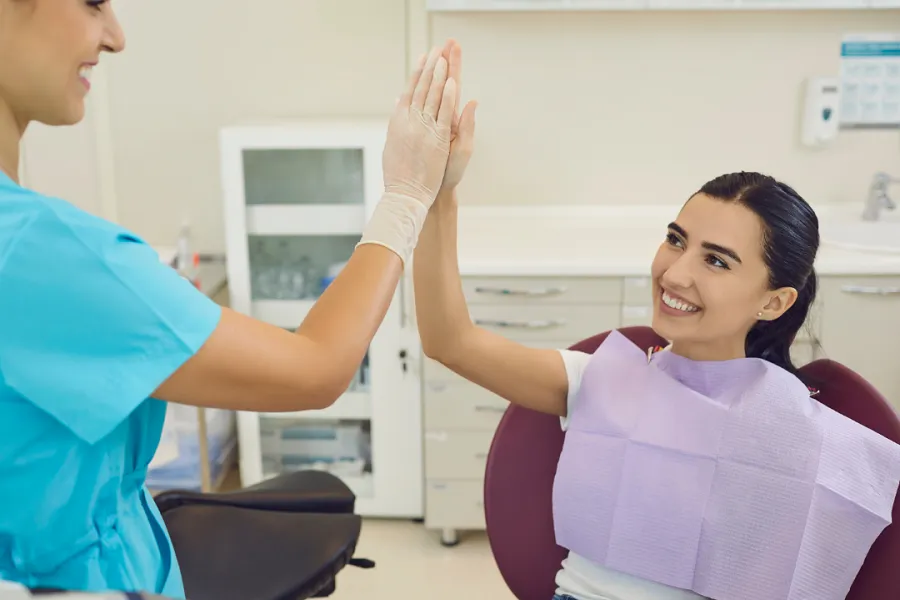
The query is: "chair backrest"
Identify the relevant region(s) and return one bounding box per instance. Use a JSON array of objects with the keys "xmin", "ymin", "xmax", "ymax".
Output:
[{"xmin": 483, "ymin": 326, "xmax": 900, "ymax": 600}]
